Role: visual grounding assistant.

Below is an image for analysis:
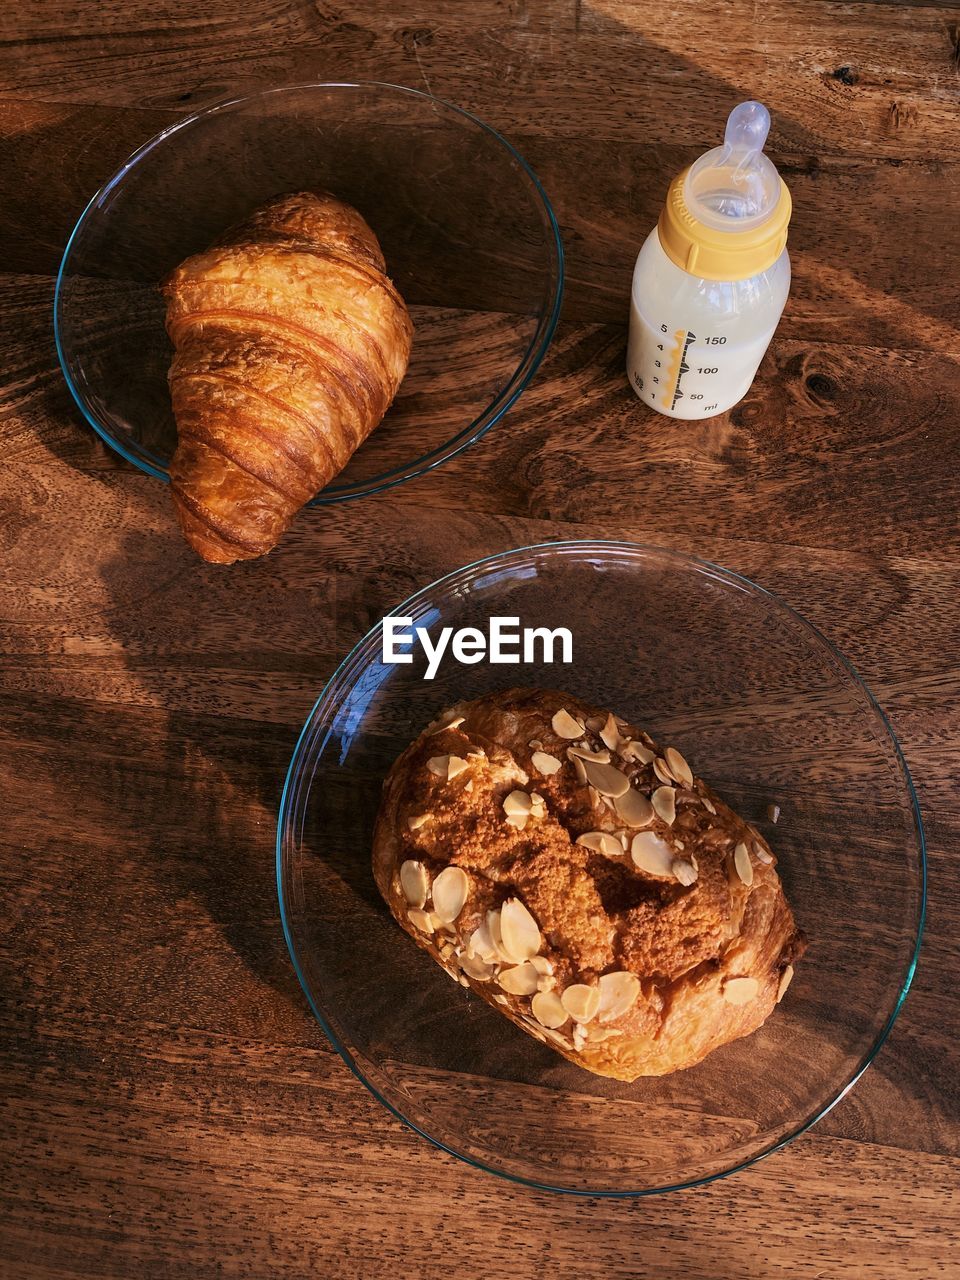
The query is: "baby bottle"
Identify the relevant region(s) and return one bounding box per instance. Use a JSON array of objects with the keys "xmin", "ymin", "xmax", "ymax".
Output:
[{"xmin": 626, "ymin": 101, "xmax": 792, "ymax": 420}]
